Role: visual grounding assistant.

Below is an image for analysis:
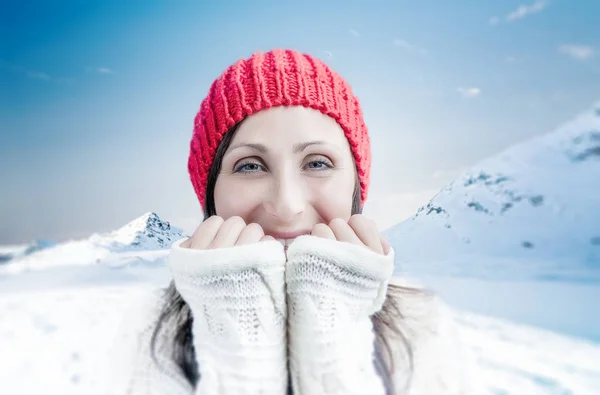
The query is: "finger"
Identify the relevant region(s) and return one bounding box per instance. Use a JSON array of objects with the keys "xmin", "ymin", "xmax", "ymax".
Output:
[
  {"xmin": 180, "ymin": 238, "xmax": 192, "ymax": 248},
  {"xmin": 328, "ymin": 218, "xmax": 363, "ymax": 246},
  {"xmin": 348, "ymin": 215, "xmax": 383, "ymax": 254},
  {"xmin": 189, "ymin": 216, "xmax": 224, "ymax": 249},
  {"xmin": 209, "ymin": 216, "xmax": 246, "ymax": 249},
  {"xmin": 311, "ymin": 223, "xmax": 336, "ymax": 240},
  {"xmin": 260, "ymin": 235, "xmax": 276, "ymax": 242},
  {"xmin": 235, "ymin": 223, "xmax": 264, "ymax": 246},
  {"xmin": 380, "ymin": 236, "xmax": 391, "ymax": 255}
]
